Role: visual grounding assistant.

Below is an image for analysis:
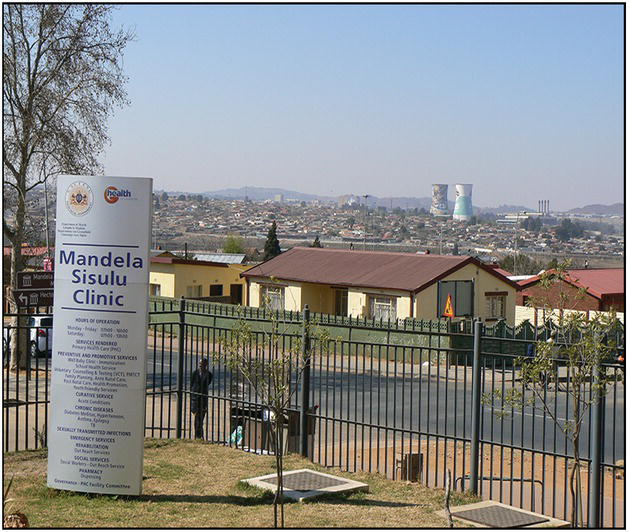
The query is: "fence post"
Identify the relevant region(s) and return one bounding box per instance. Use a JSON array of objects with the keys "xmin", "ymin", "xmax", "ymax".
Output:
[
  {"xmin": 300, "ymin": 305, "xmax": 311, "ymax": 457},
  {"xmin": 176, "ymin": 296, "xmax": 186, "ymax": 439},
  {"xmin": 469, "ymin": 319, "xmax": 483, "ymax": 493},
  {"xmin": 588, "ymin": 353, "xmax": 603, "ymax": 527}
]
